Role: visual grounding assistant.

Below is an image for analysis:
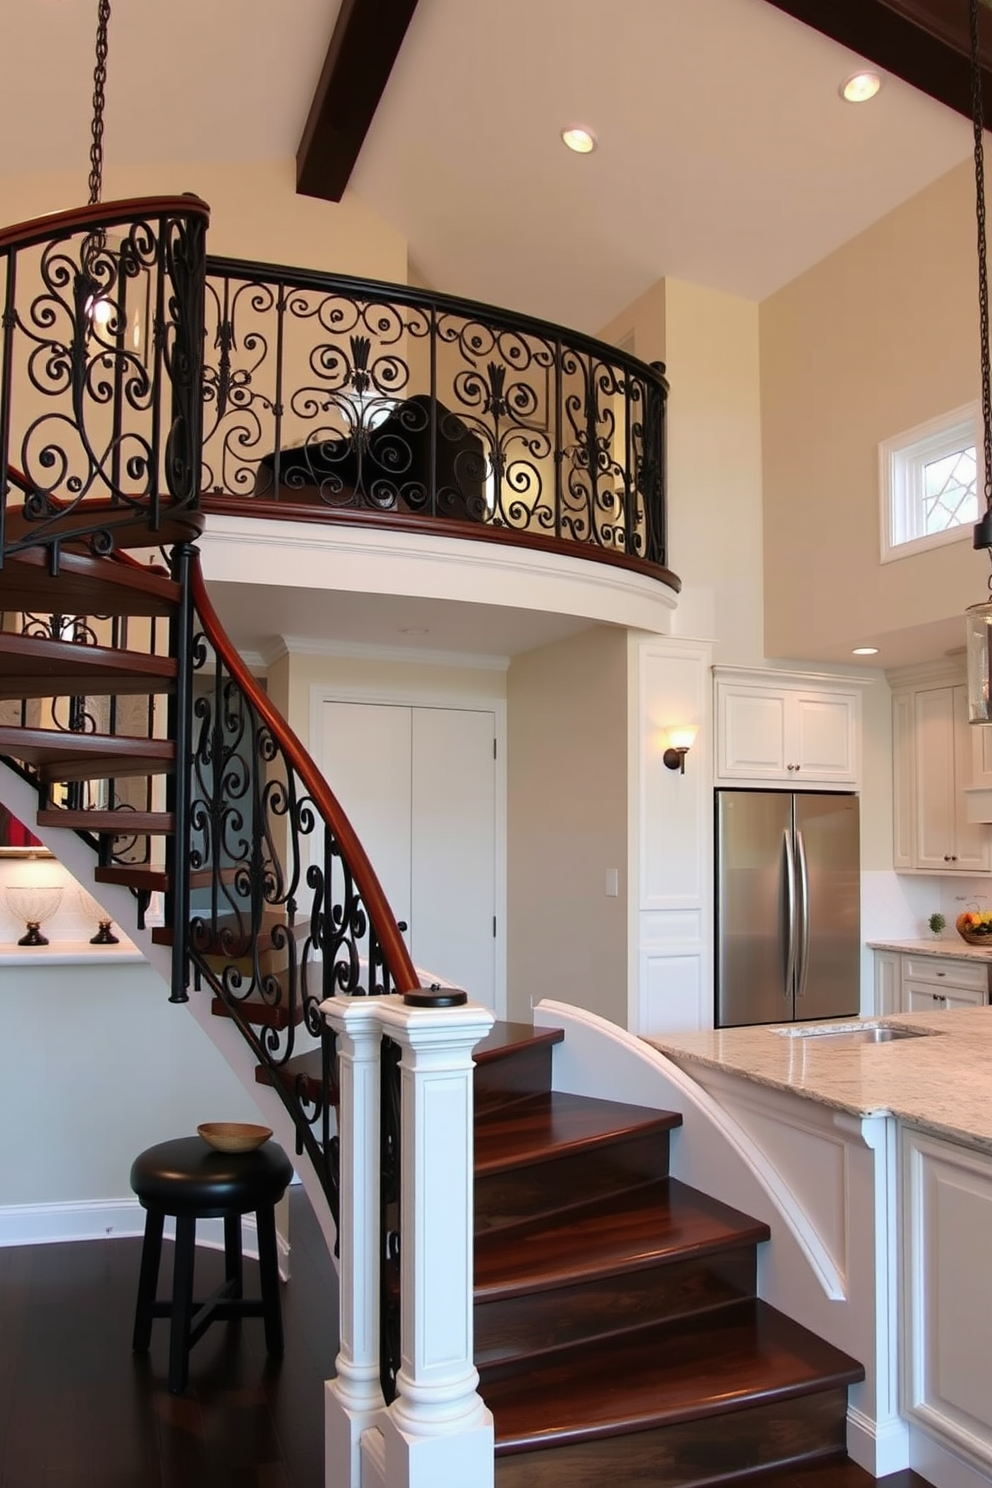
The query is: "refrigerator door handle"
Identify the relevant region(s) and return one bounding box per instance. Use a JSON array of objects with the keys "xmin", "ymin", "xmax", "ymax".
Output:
[
  {"xmin": 795, "ymin": 827, "xmax": 811, "ymax": 1000},
  {"xmin": 783, "ymin": 828, "xmax": 798, "ymax": 1000}
]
